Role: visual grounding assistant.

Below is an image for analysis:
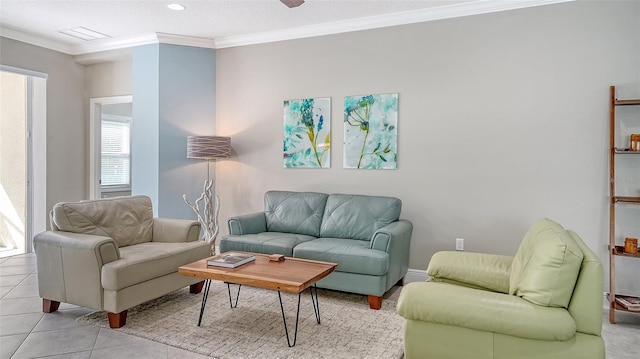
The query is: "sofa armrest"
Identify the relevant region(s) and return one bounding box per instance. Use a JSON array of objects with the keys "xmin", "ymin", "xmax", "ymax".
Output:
[
  {"xmin": 228, "ymin": 212, "xmax": 267, "ymax": 235},
  {"xmin": 427, "ymin": 251, "xmax": 513, "ymax": 293},
  {"xmin": 370, "ymin": 220, "xmax": 413, "ymax": 252},
  {"xmin": 153, "ymin": 218, "xmax": 201, "ymax": 243},
  {"xmin": 33, "ymin": 231, "xmax": 119, "ymax": 308},
  {"xmin": 397, "ymin": 282, "xmax": 576, "ymax": 341},
  {"xmin": 371, "ymin": 220, "xmax": 413, "ymax": 288}
]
